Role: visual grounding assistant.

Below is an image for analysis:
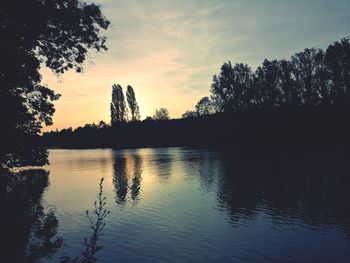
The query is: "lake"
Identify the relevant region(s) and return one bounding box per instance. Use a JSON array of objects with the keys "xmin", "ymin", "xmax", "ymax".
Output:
[{"xmin": 1, "ymin": 147, "xmax": 350, "ymax": 262}]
